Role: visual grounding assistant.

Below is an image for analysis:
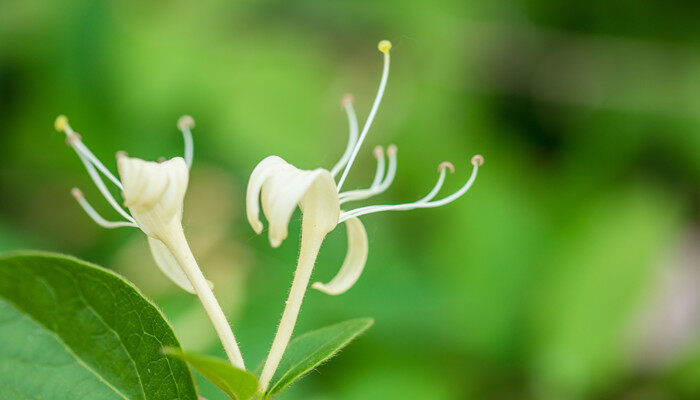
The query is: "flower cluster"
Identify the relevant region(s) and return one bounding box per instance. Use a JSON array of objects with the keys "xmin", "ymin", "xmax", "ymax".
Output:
[{"xmin": 57, "ymin": 40, "xmax": 482, "ymax": 392}]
